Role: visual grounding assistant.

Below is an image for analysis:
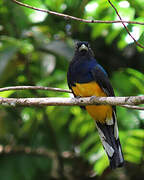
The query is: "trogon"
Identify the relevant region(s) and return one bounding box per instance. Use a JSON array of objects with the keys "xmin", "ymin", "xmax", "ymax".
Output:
[{"xmin": 67, "ymin": 41, "xmax": 124, "ymax": 169}]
